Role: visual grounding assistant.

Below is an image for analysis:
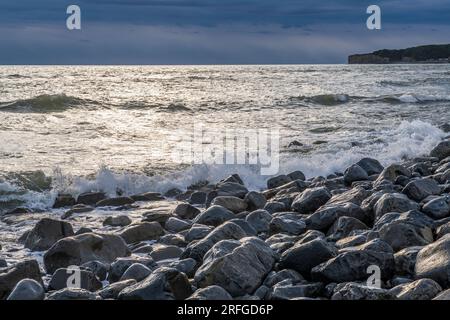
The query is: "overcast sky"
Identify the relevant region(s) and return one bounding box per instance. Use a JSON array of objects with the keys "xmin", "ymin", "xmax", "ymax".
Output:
[{"xmin": 0, "ymin": 0, "xmax": 449, "ymax": 64}]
